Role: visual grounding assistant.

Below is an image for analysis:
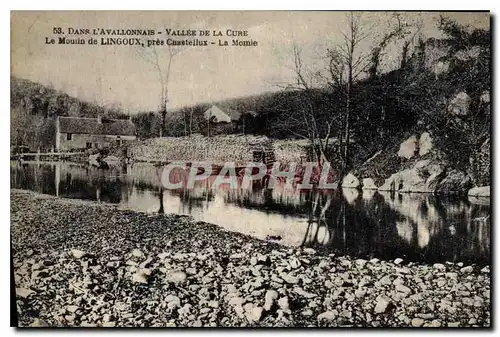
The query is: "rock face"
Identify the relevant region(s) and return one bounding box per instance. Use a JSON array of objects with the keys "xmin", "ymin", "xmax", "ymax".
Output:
[
  {"xmin": 468, "ymin": 186, "xmax": 490, "ymax": 197},
  {"xmin": 362, "ymin": 178, "xmax": 378, "ymax": 190},
  {"xmin": 378, "ymin": 160, "xmax": 446, "ymax": 193},
  {"xmin": 418, "ymin": 132, "xmax": 433, "ymax": 156},
  {"xmin": 397, "ymin": 136, "xmax": 418, "ymax": 160},
  {"xmin": 342, "ymin": 173, "xmax": 361, "ymax": 189},
  {"xmin": 448, "ymin": 91, "xmax": 470, "ymax": 116},
  {"xmin": 436, "ymin": 169, "xmax": 472, "ymax": 195}
]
